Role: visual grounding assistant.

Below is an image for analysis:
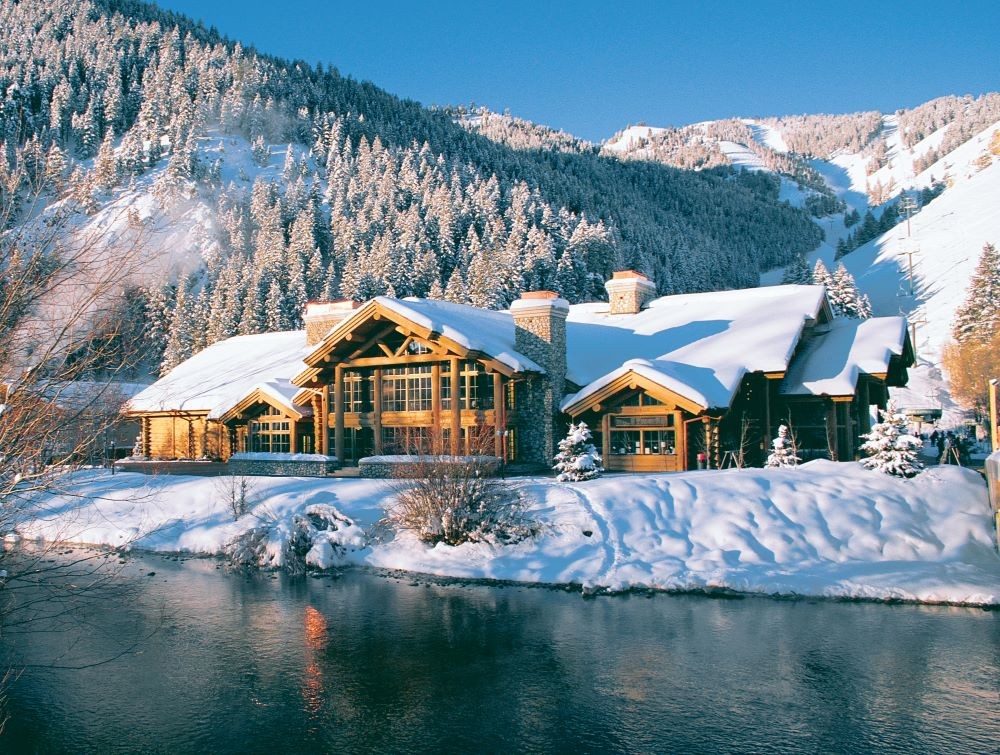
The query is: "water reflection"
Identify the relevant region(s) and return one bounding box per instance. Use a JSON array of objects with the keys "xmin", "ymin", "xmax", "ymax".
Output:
[{"xmin": 0, "ymin": 557, "xmax": 997, "ymax": 753}]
